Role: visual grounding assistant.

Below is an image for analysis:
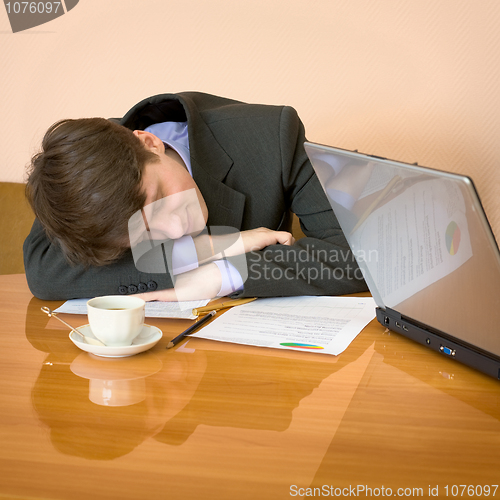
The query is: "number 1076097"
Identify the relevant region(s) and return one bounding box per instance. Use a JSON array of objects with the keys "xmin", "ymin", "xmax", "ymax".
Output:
[
  {"xmin": 5, "ymin": 2, "xmax": 62, "ymax": 14},
  {"xmin": 443, "ymin": 485, "xmax": 498, "ymax": 497}
]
